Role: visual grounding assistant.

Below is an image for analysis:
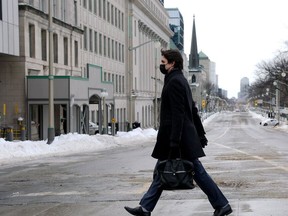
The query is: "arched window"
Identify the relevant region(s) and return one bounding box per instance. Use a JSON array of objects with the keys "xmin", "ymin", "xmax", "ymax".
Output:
[{"xmin": 192, "ymin": 75, "xmax": 196, "ymax": 83}]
